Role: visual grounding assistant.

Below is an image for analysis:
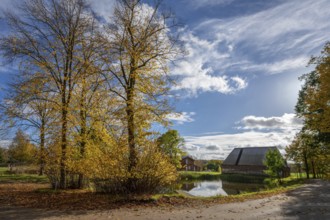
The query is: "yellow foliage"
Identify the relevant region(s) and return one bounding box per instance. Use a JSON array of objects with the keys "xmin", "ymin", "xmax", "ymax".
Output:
[
  {"xmin": 130, "ymin": 141, "xmax": 178, "ymax": 192},
  {"xmin": 305, "ymin": 42, "xmax": 330, "ymax": 133}
]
